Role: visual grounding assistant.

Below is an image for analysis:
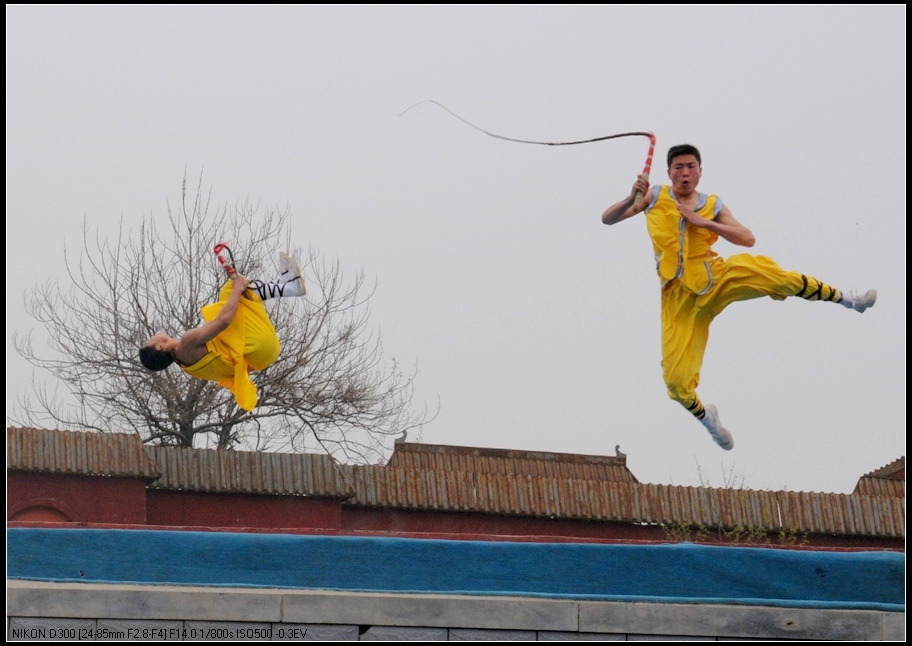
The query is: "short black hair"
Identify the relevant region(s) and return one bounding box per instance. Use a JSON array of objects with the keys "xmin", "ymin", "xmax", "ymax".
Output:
[
  {"xmin": 139, "ymin": 345, "xmax": 175, "ymax": 371},
  {"xmin": 667, "ymin": 144, "xmax": 701, "ymax": 168}
]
